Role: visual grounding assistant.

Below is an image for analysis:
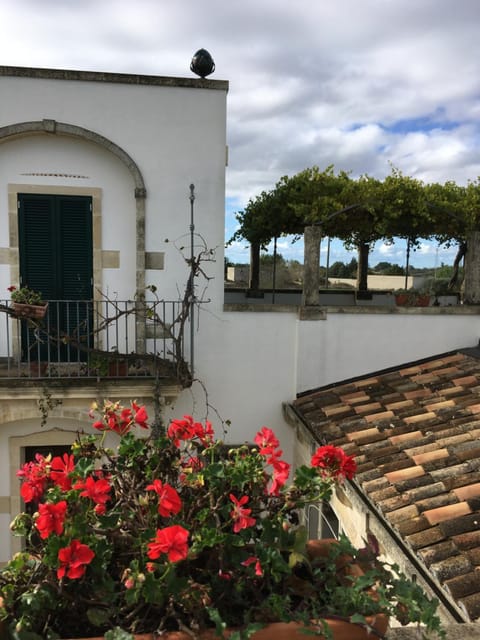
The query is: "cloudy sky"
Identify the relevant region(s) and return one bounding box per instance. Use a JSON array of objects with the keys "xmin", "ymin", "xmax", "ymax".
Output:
[{"xmin": 1, "ymin": 0, "xmax": 479, "ymax": 268}]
